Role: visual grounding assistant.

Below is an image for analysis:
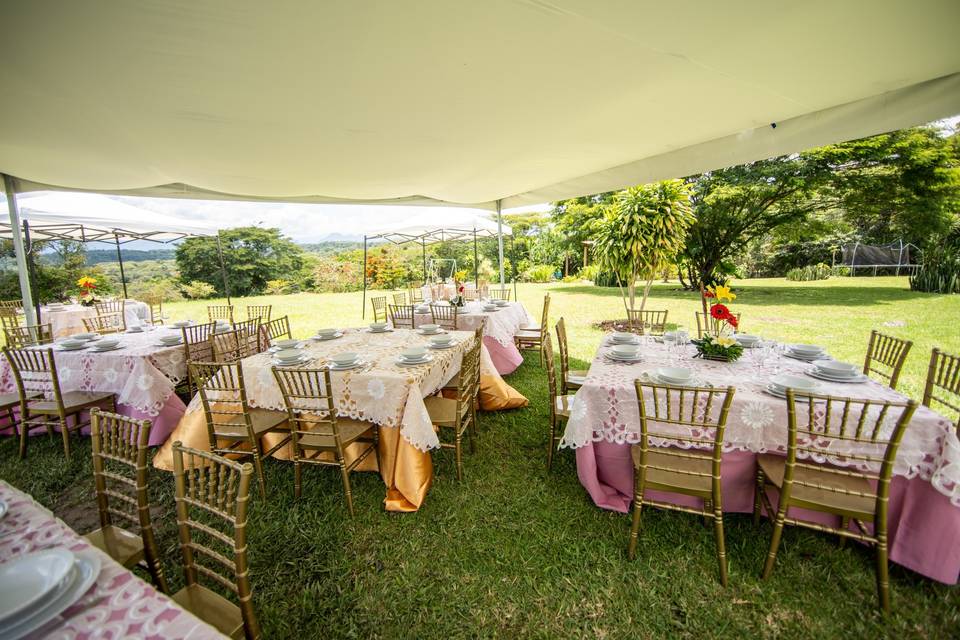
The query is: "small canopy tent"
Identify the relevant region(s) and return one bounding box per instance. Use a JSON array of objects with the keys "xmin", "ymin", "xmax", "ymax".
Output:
[
  {"xmin": 837, "ymin": 240, "xmax": 921, "ymax": 276},
  {"xmin": 362, "ymin": 214, "xmax": 513, "ymax": 318},
  {"xmin": 0, "ymin": 191, "xmax": 226, "ymax": 324}
]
